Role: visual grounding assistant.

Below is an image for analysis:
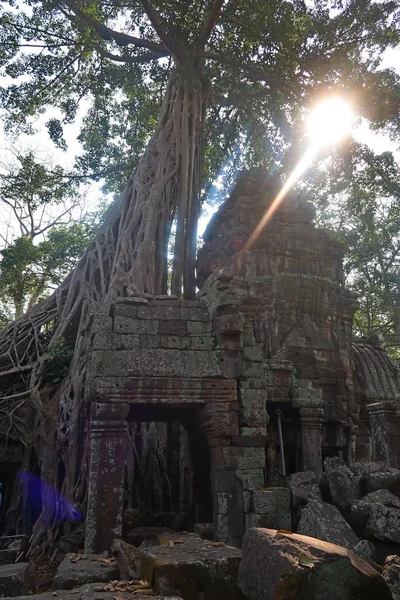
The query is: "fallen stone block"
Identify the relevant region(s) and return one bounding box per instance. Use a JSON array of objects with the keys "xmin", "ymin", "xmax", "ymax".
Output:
[
  {"xmin": 113, "ymin": 532, "xmax": 244, "ymax": 600},
  {"xmin": 193, "ymin": 523, "xmax": 213, "ymax": 540},
  {"xmin": 287, "ymin": 471, "xmax": 322, "ymax": 508},
  {"xmin": 352, "ymin": 539, "xmax": 376, "ymax": 564},
  {"xmin": 52, "ymin": 554, "xmax": 119, "ymax": 590},
  {"xmin": 298, "ymin": 499, "xmax": 359, "ymax": 549},
  {"xmin": 0, "ymin": 562, "xmax": 29, "ymax": 597},
  {"xmin": 125, "ymin": 526, "xmax": 174, "ymax": 547},
  {"xmin": 383, "ymin": 555, "xmax": 400, "ymax": 597},
  {"xmin": 351, "ymin": 489, "xmax": 400, "ymax": 535},
  {"xmin": 237, "ymin": 528, "xmax": 392, "ymax": 600},
  {"xmin": 320, "ymin": 457, "xmax": 361, "ymax": 520},
  {"xmin": 364, "ymin": 468, "xmax": 400, "ymax": 494},
  {"xmin": 0, "ymin": 582, "xmax": 183, "ymax": 600},
  {"xmin": 366, "ymin": 504, "xmax": 400, "ymax": 543}
]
